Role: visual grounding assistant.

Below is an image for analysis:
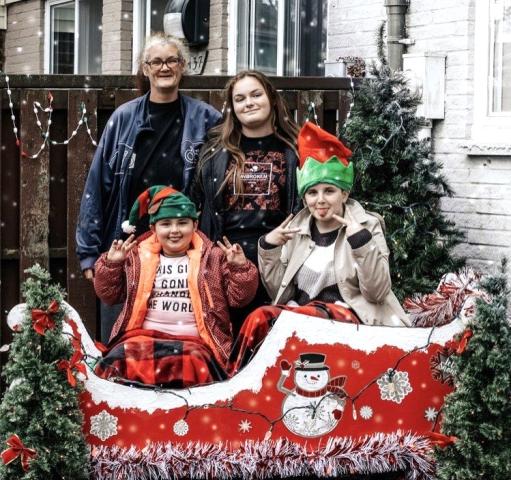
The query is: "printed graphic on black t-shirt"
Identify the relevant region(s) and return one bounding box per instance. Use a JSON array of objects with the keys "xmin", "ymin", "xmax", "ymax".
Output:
[{"xmin": 233, "ymin": 162, "xmax": 273, "ymax": 196}]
